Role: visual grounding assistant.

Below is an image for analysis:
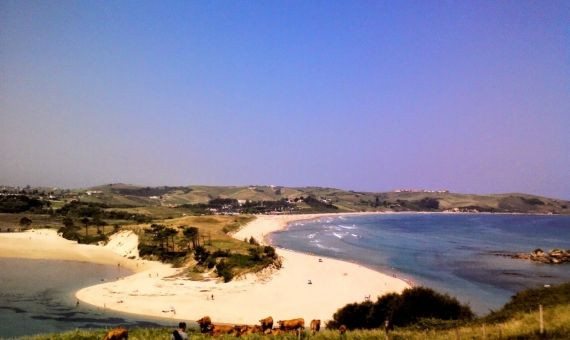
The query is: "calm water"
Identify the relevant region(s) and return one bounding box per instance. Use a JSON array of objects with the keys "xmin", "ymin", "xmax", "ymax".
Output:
[
  {"xmin": 0, "ymin": 258, "xmax": 175, "ymax": 338},
  {"xmin": 270, "ymin": 213, "xmax": 570, "ymax": 314}
]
